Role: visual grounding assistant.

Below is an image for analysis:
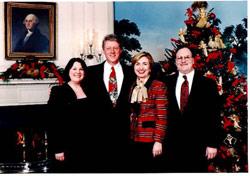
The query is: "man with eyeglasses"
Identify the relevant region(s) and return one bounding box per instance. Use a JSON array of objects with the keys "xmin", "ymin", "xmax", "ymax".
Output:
[{"xmin": 163, "ymin": 47, "xmax": 221, "ymax": 172}]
